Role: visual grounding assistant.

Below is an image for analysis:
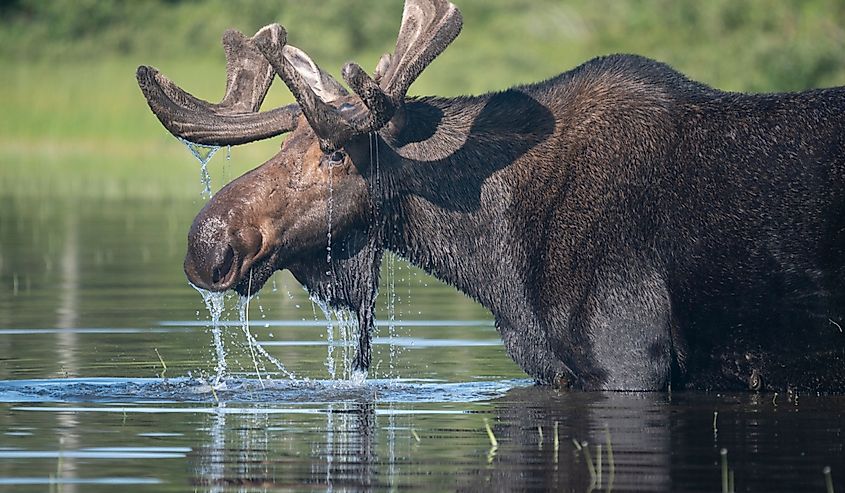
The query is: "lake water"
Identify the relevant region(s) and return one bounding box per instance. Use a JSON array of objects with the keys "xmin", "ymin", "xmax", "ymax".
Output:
[{"xmin": 0, "ymin": 195, "xmax": 843, "ymax": 492}]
